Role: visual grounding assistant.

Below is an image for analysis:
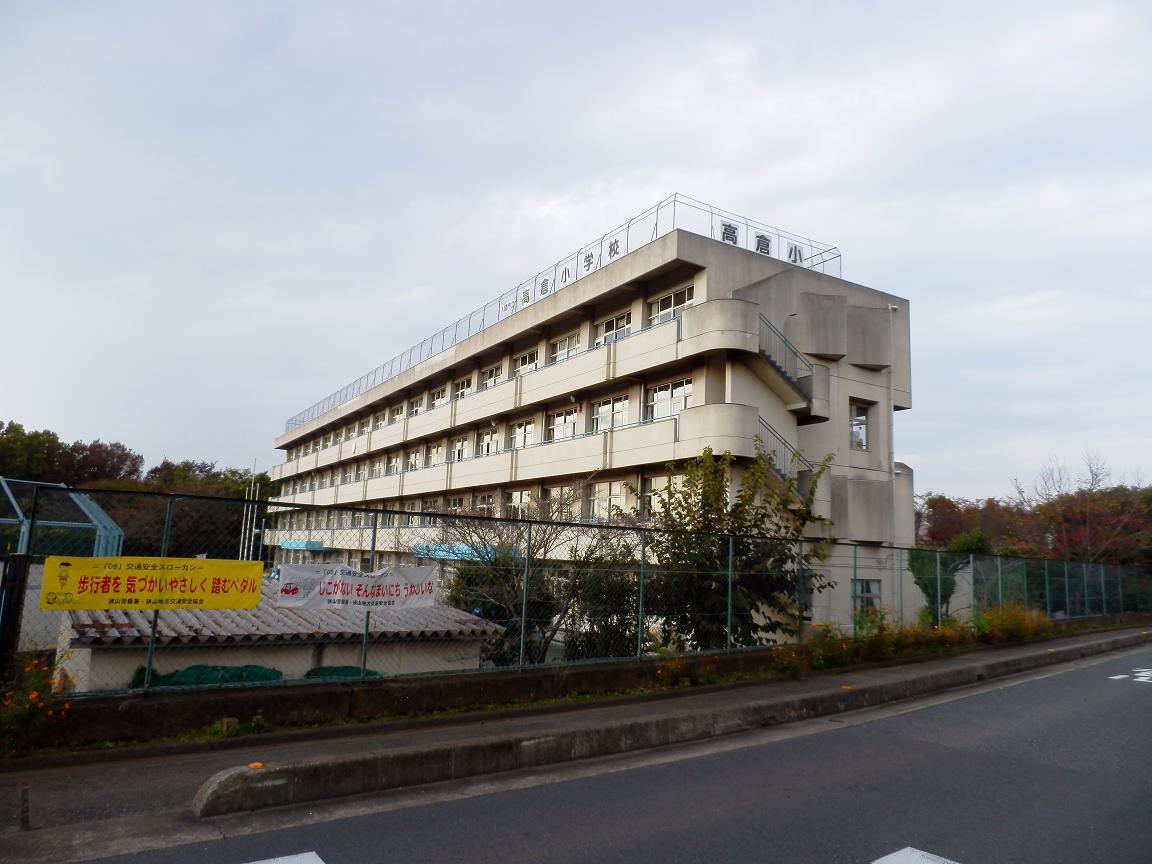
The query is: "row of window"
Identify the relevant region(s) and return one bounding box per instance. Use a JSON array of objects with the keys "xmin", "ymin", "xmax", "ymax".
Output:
[
  {"xmin": 284, "ymin": 287, "xmax": 695, "ymax": 462},
  {"xmin": 277, "ymin": 476, "xmax": 681, "ymax": 531},
  {"xmin": 280, "ymin": 379, "xmax": 694, "ymax": 493}
]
